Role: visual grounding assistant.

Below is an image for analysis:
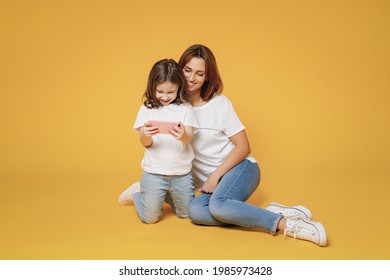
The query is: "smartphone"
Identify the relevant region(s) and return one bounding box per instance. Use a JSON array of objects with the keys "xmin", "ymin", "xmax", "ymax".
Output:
[{"xmin": 148, "ymin": 120, "xmax": 180, "ymax": 134}]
